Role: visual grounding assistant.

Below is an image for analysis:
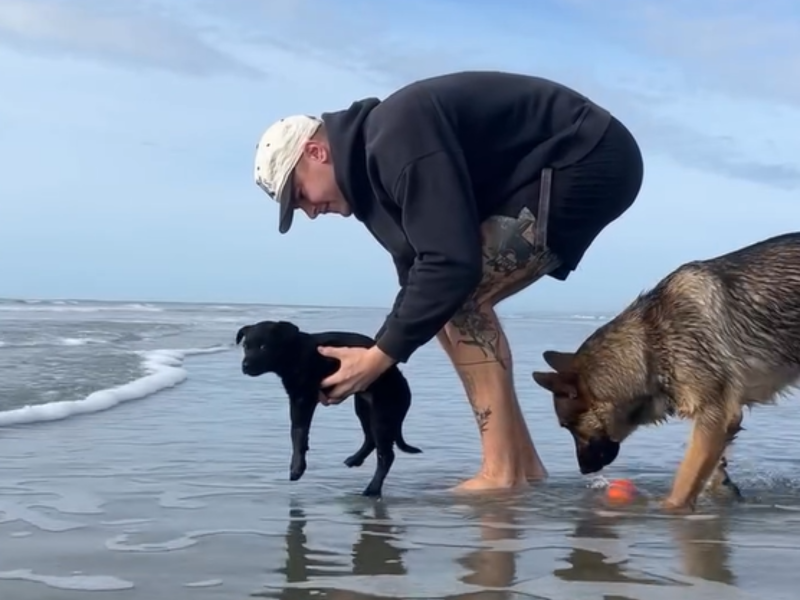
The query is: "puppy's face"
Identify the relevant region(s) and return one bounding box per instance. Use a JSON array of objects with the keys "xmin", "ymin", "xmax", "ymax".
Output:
[
  {"xmin": 235, "ymin": 320, "xmax": 300, "ymax": 377},
  {"xmin": 532, "ymin": 350, "xmax": 625, "ymax": 475}
]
